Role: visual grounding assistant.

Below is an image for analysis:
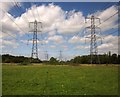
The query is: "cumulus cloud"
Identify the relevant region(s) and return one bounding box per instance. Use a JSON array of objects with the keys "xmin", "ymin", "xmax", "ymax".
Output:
[
  {"xmin": 93, "ymin": 5, "xmax": 118, "ymax": 32},
  {"xmin": 0, "ymin": 2, "xmax": 12, "ymax": 12},
  {"xmin": 1, "ymin": 13, "xmax": 20, "ymax": 35},
  {"xmin": 0, "ymin": 31, "xmax": 9, "ymax": 38},
  {"xmin": 1, "ymin": 39, "xmax": 19, "ymax": 48},
  {"xmin": 1, "ymin": 4, "xmax": 118, "ymax": 36},
  {"xmin": 20, "ymin": 39, "xmax": 48, "ymax": 45},
  {"xmin": 61, "ymin": 45, "xmax": 68, "ymax": 50},
  {"xmin": 56, "ymin": 11, "xmax": 85, "ymax": 34},
  {"xmin": 0, "ymin": 2, "xmax": 22, "ymax": 19},
  {"xmin": 1, "ymin": 3, "xmax": 85, "ymax": 37},
  {"xmin": 48, "ymin": 30, "xmax": 56, "ymax": 36},
  {"xmin": 49, "ymin": 45, "xmax": 56, "ymax": 49},
  {"xmin": 16, "ymin": 4, "xmax": 65, "ymax": 34},
  {"xmin": 98, "ymin": 35, "xmax": 118, "ymax": 54},
  {"xmin": 75, "ymin": 45, "xmax": 89, "ymax": 50},
  {"xmin": 0, "ymin": 3, "xmax": 118, "ymax": 55},
  {"xmin": 103, "ymin": 35, "xmax": 118, "ymax": 43},
  {"xmin": 68, "ymin": 36, "xmax": 86, "ymax": 44},
  {"xmin": 48, "ymin": 35, "xmax": 64, "ymax": 44},
  {"xmin": 71, "ymin": 35, "xmax": 118, "ymax": 54}
]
